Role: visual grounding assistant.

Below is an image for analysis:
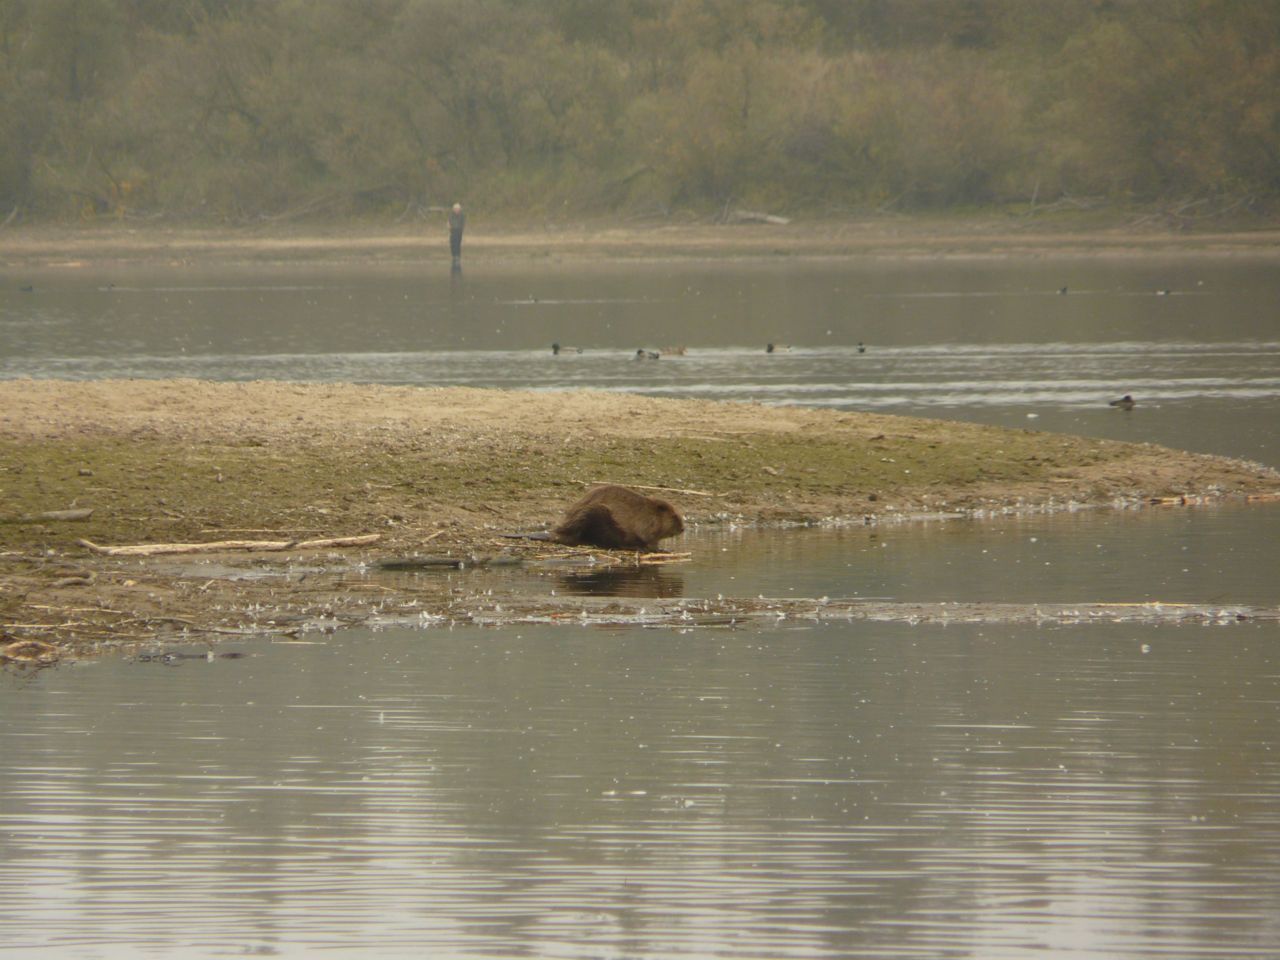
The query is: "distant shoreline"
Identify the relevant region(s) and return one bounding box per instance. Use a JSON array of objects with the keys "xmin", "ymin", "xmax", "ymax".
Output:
[{"xmin": 3, "ymin": 216, "xmax": 1280, "ymax": 269}]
